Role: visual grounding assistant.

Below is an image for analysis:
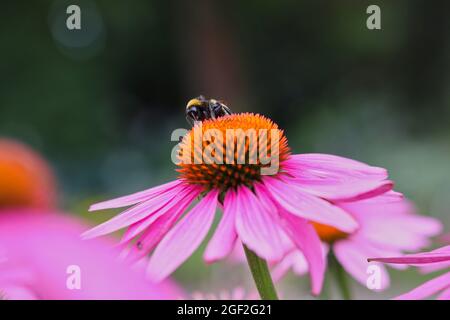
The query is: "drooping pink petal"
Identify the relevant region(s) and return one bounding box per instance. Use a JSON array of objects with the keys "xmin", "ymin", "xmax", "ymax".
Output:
[
  {"xmin": 253, "ymin": 183, "xmax": 296, "ymax": 254},
  {"xmin": 120, "ymin": 190, "xmax": 200, "ymax": 263},
  {"xmin": 120, "ymin": 187, "xmax": 200, "ymax": 244},
  {"xmin": 285, "ymin": 154, "xmax": 388, "ymax": 180},
  {"xmin": 89, "ymin": 180, "xmax": 181, "ymax": 211},
  {"xmin": 334, "ymin": 239, "xmax": 390, "ymax": 290},
  {"xmin": 147, "ymin": 190, "xmax": 219, "ymax": 281},
  {"xmin": 81, "ymin": 184, "xmax": 199, "ymax": 239},
  {"xmin": 263, "ymin": 177, "xmax": 358, "ymax": 233},
  {"xmin": 280, "ymin": 211, "xmax": 325, "ymax": 295},
  {"xmin": 368, "ymin": 249, "xmax": 450, "ymax": 265},
  {"xmin": 283, "ymin": 154, "xmax": 393, "ymax": 201},
  {"xmin": 395, "ymin": 271, "xmax": 450, "ymax": 300},
  {"xmin": 286, "ymin": 175, "xmax": 393, "ymax": 202},
  {"xmin": 234, "ymin": 186, "xmax": 286, "ymax": 262},
  {"xmin": 346, "ymin": 190, "xmax": 403, "ymax": 204},
  {"xmin": 418, "ymin": 247, "xmax": 450, "ymax": 273},
  {"xmin": 204, "ymin": 191, "xmax": 238, "ymax": 263}
]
